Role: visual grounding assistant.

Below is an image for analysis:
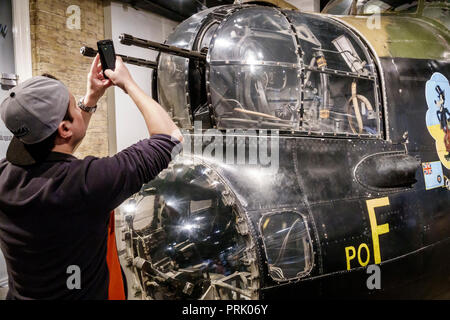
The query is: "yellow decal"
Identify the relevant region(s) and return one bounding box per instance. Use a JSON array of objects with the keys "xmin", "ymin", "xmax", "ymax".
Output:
[
  {"xmin": 357, "ymin": 243, "xmax": 370, "ymax": 267},
  {"xmin": 426, "ymin": 124, "xmax": 450, "ymax": 169},
  {"xmin": 345, "ymin": 243, "xmax": 371, "ymax": 271},
  {"xmin": 345, "ymin": 246, "xmax": 356, "ymax": 271},
  {"xmin": 344, "ymin": 197, "xmax": 390, "ymax": 270},
  {"xmin": 366, "ymin": 197, "xmax": 390, "ymax": 264}
]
